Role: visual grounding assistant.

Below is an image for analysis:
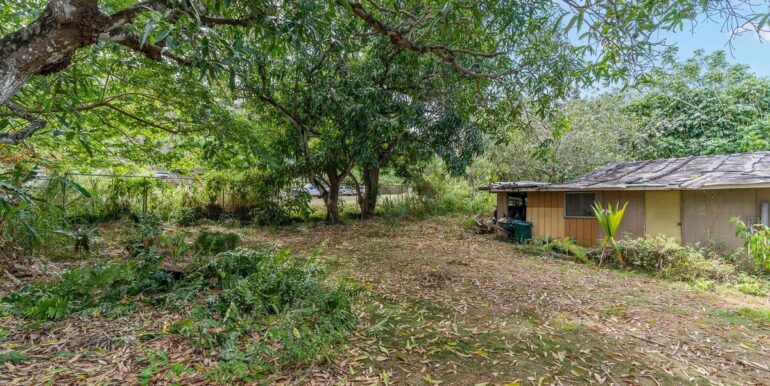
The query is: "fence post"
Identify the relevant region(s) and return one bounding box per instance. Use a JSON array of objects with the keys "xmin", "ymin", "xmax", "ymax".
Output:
[
  {"xmin": 61, "ymin": 178, "xmax": 66, "ymax": 213},
  {"xmin": 142, "ymin": 177, "xmax": 148, "ymax": 215}
]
